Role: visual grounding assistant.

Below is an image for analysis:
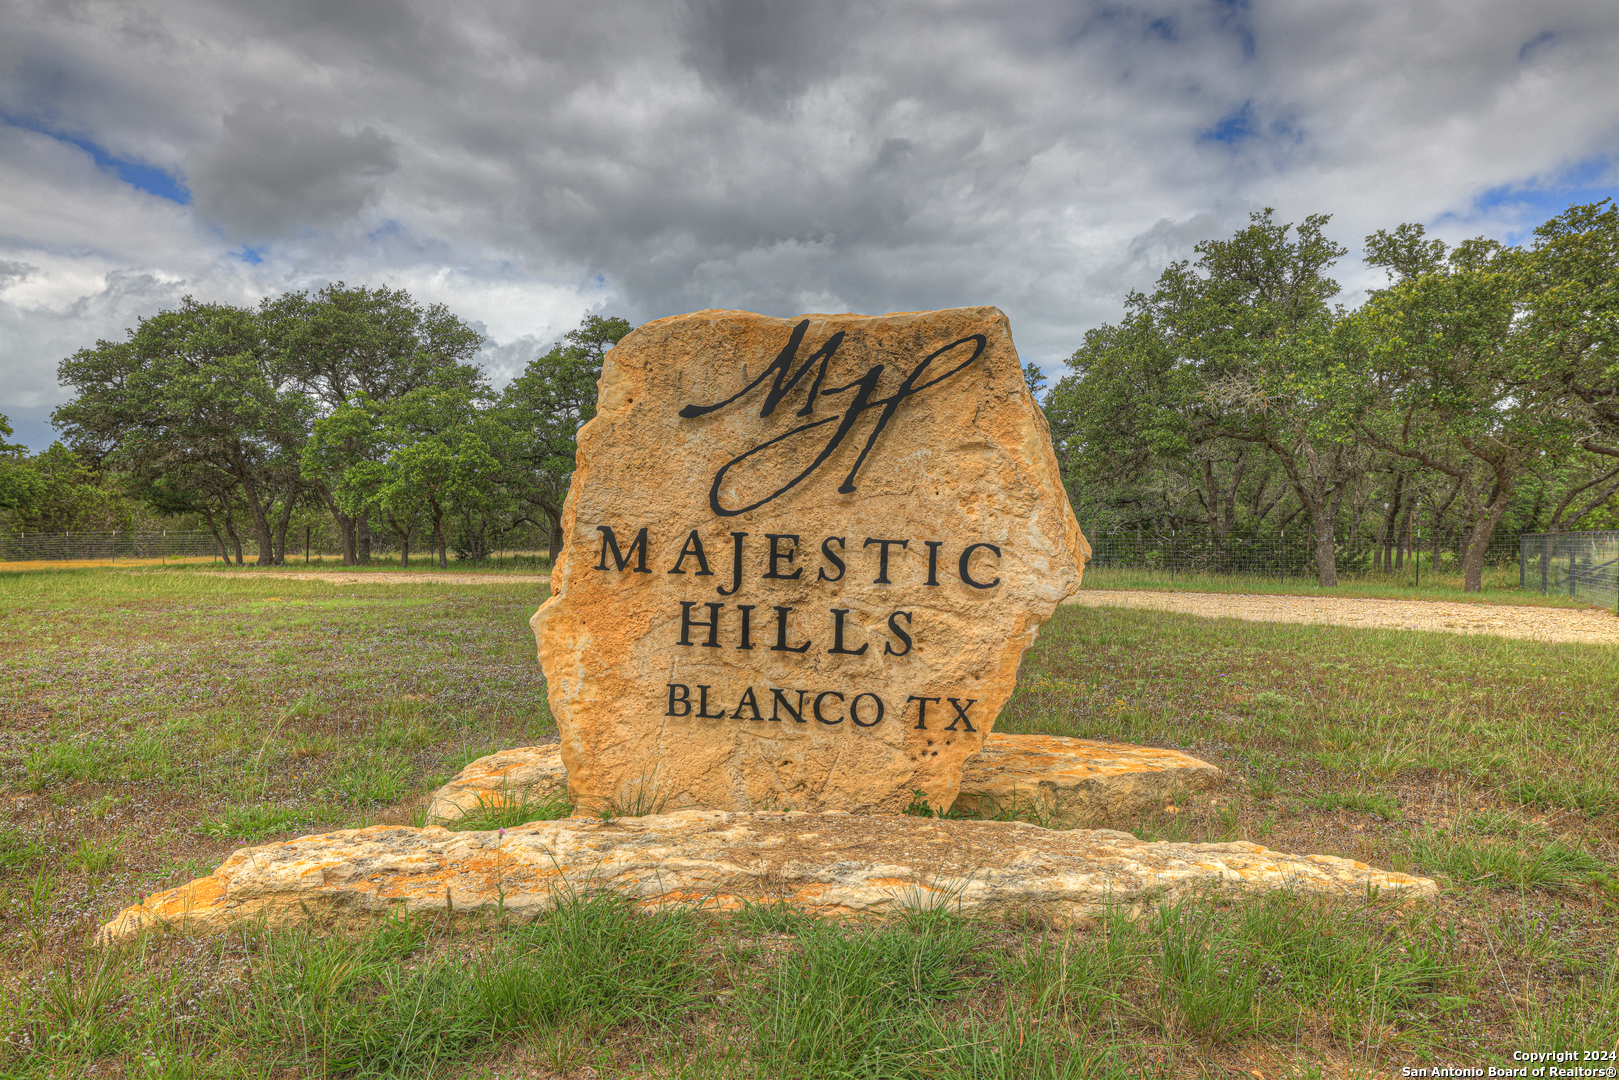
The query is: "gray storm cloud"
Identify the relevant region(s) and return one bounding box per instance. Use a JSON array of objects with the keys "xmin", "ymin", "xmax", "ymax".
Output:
[
  {"xmin": 0, "ymin": 0, "xmax": 1617, "ymax": 447},
  {"xmin": 190, "ymin": 106, "xmax": 399, "ymax": 240}
]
